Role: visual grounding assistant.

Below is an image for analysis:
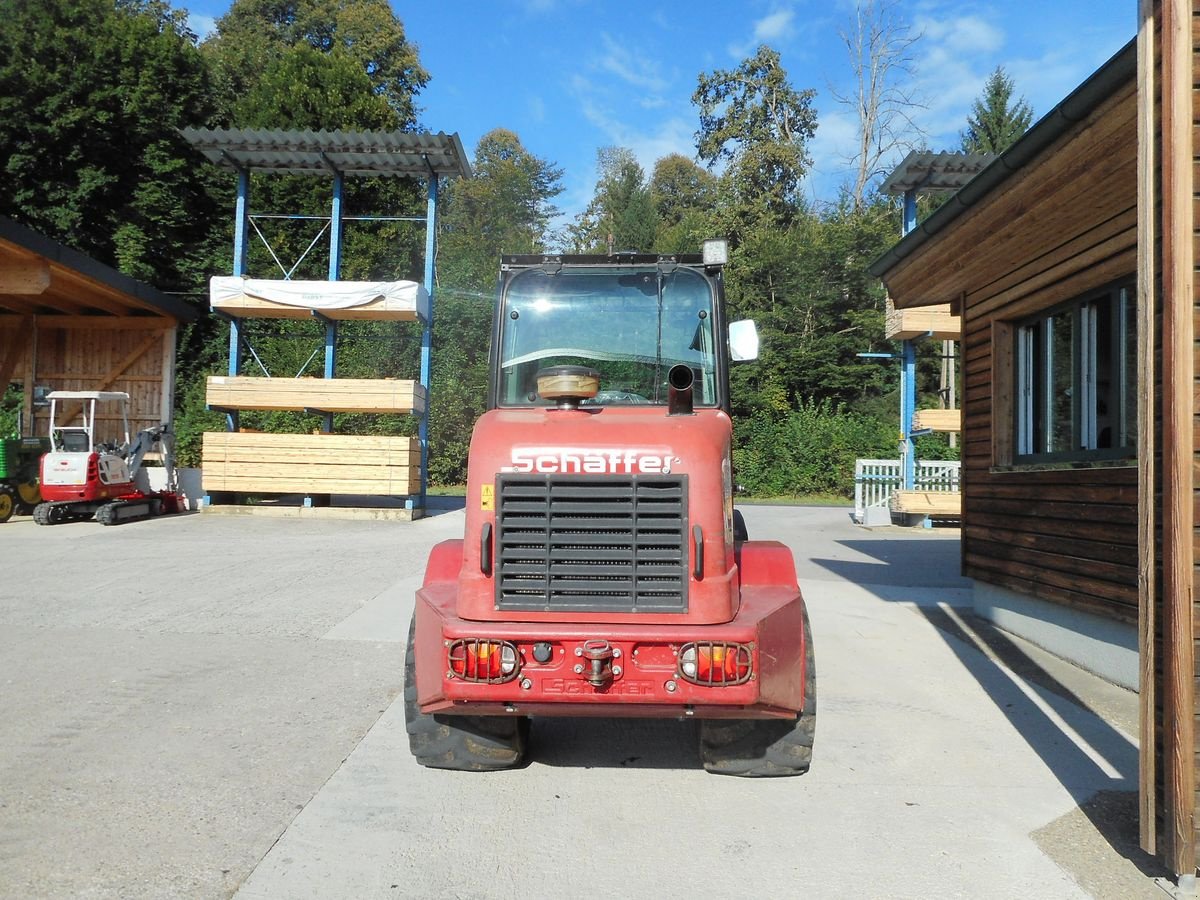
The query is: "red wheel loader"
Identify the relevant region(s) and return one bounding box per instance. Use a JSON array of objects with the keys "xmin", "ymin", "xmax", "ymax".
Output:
[{"xmin": 406, "ymin": 240, "xmax": 815, "ymax": 775}]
